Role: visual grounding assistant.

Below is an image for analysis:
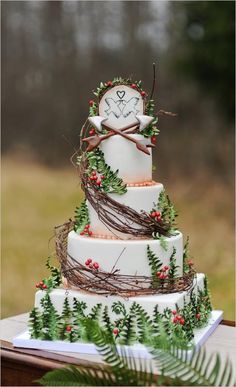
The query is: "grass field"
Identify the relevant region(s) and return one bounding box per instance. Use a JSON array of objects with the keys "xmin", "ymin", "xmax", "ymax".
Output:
[{"xmin": 2, "ymin": 155, "xmax": 235, "ymax": 319}]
